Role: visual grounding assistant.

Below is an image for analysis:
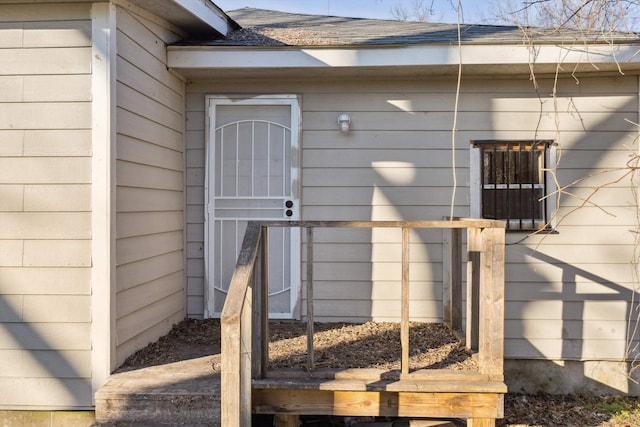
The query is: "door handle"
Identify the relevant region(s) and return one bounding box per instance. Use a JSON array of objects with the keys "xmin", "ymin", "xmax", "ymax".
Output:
[{"xmin": 285, "ymin": 200, "xmax": 294, "ymax": 208}]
